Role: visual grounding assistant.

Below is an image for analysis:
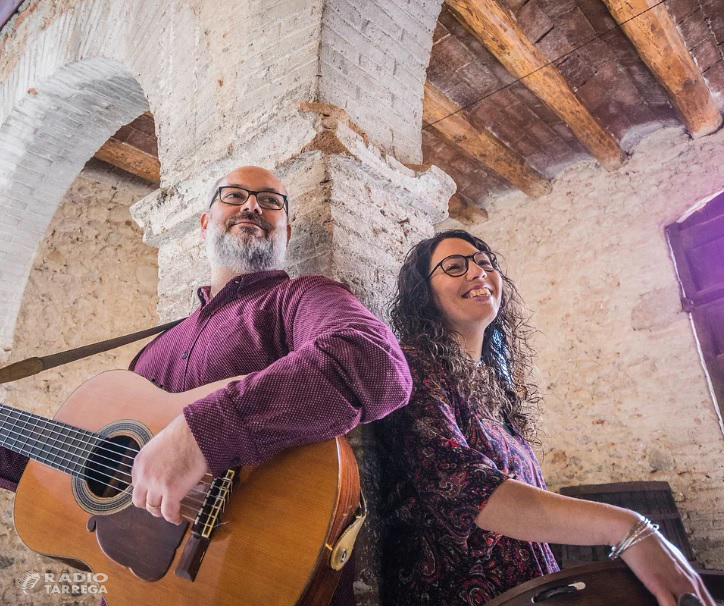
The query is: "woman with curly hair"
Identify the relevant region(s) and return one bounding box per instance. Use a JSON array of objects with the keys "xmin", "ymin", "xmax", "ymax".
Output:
[{"xmin": 377, "ymin": 229, "xmax": 712, "ymax": 606}]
